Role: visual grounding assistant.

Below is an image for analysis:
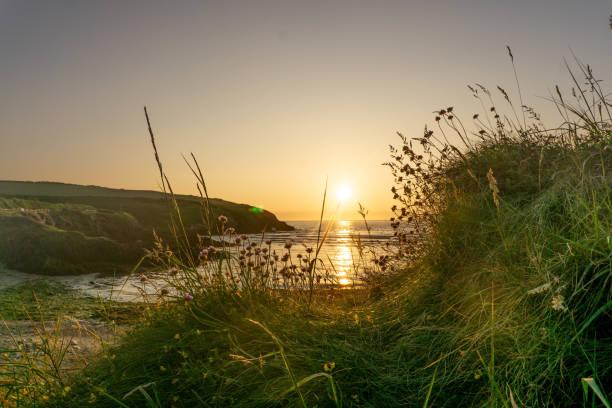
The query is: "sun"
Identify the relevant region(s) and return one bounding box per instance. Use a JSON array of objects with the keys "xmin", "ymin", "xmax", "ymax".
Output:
[{"xmin": 336, "ymin": 185, "xmax": 352, "ymax": 202}]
